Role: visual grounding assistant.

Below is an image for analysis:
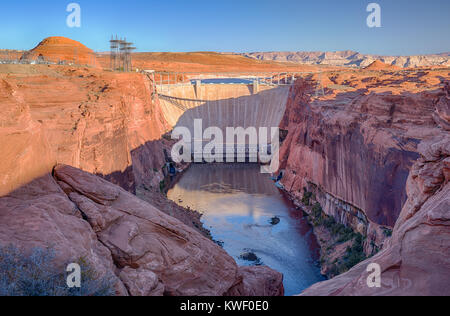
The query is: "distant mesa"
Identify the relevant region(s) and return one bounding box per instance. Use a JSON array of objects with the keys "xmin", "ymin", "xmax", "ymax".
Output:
[
  {"xmin": 20, "ymin": 36, "xmax": 98, "ymax": 67},
  {"xmin": 243, "ymin": 51, "xmax": 450, "ymax": 68},
  {"xmin": 364, "ymin": 60, "xmax": 401, "ymax": 71}
]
